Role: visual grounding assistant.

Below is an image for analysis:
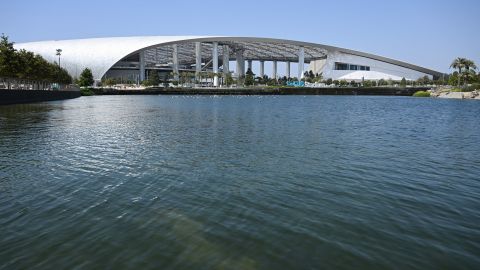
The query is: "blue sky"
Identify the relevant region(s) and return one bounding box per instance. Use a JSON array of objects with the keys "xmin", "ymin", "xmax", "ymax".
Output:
[{"xmin": 1, "ymin": 0, "xmax": 478, "ymax": 72}]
